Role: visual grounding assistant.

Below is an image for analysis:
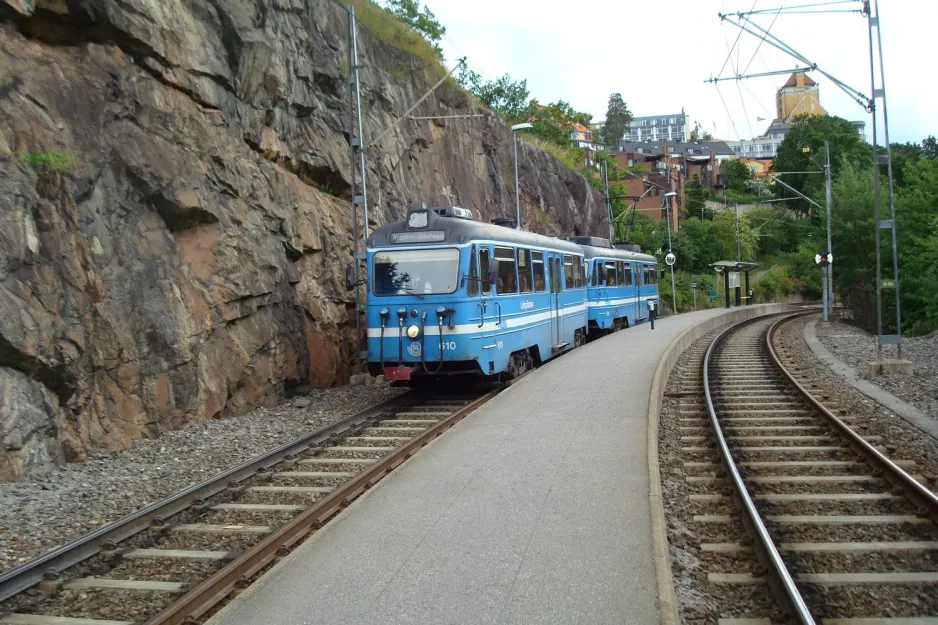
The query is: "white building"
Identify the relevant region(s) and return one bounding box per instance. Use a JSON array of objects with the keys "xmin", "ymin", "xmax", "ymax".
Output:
[
  {"xmin": 623, "ymin": 112, "xmax": 690, "ymax": 143},
  {"xmin": 726, "ymin": 137, "xmax": 784, "ymax": 159}
]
